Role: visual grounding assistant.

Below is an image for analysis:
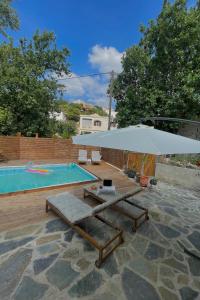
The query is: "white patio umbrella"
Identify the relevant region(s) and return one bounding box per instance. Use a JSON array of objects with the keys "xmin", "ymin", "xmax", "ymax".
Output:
[{"xmin": 73, "ymin": 125, "xmax": 200, "ymax": 155}]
